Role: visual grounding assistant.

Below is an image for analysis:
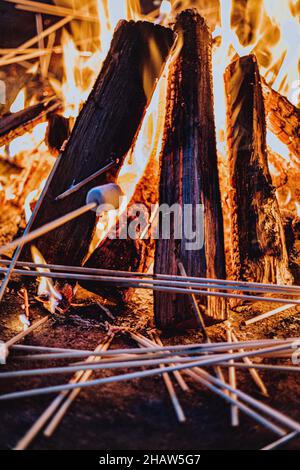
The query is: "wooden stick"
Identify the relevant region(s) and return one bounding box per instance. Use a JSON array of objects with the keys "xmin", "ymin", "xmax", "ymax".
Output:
[
  {"xmin": 43, "ymin": 335, "xmax": 115, "ymax": 437},
  {"xmin": 2, "ymin": 266, "xmax": 300, "ymax": 306},
  {"xmin": 0, "ymin": 344, "xmax": 298, "ymax": 403},
  {"xmin": 12, "ymin": 338, "xmax": 299, "ymax": 361},
  {"xmin": 43, "ymin": 32, "xmax": 56, "ymax": 77},
  {"xmin": 185, "ymin": 369, "xmax": 284, "ymax": 437},
  {"xmin": 227, "ymin": 325, "xmax": 239, "ymax": 427},
  {"xmin": 35, "ymin": 13, "xmax": 46, "ymax": 78},
  {"xmin": 0, "ymin": 17, "xmax": 72, "ymax": 65},
  {"xmin": 177, "ymin": 261, "xmax": 228, "ymax": 391},
  {"xmin": 135, "ymin": 336, "xmax": 186, "ymax": 423},
  {"xmin": 54, "ymin": 160, "xmax": 120, "ymax": 201},
  {"xmin": 0, "ymin": 203, "xmax": 96, "ymax": 256},
  {"xmin": 22, "ymin": 287, "xmax": 30, "ymax": 320},
  {"xmin": 5, "ymin": 316, "xmax": 49, "ymax": 349},
  {"xmin": 217, "ymin": 362, "xmax": 300, "ymax": 373},
  {"xmin": 151, "ymin": 333, "xmax": 189, "ymax": 393},
  {"xmin": 1, "ymin": 259, "xmax": 300, "ymax": 295},
  {"xmin": 2, "ymin": 263, "xmax": 300, "ymax": 297},
  {"xmin": 261, "ymin": 431, "xmax": 300, "ymax": 451},
  {"xmin": 187, "ymin": 367, "xmax": 300, "ymax": 433},
  {"xmin": 245, "ymin": 304, "xmax": 297, "ymax": 326},
  {"xmin": 13, "ymin": 335, "xmax": 113, "ymax": 450},
  {"xmin": 231, "ymin": 331, "xmax": 268, "ymax": 397},
  {"xmin": 7, "ymin": 0, "xmax": 99, "ymax": 22}
]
